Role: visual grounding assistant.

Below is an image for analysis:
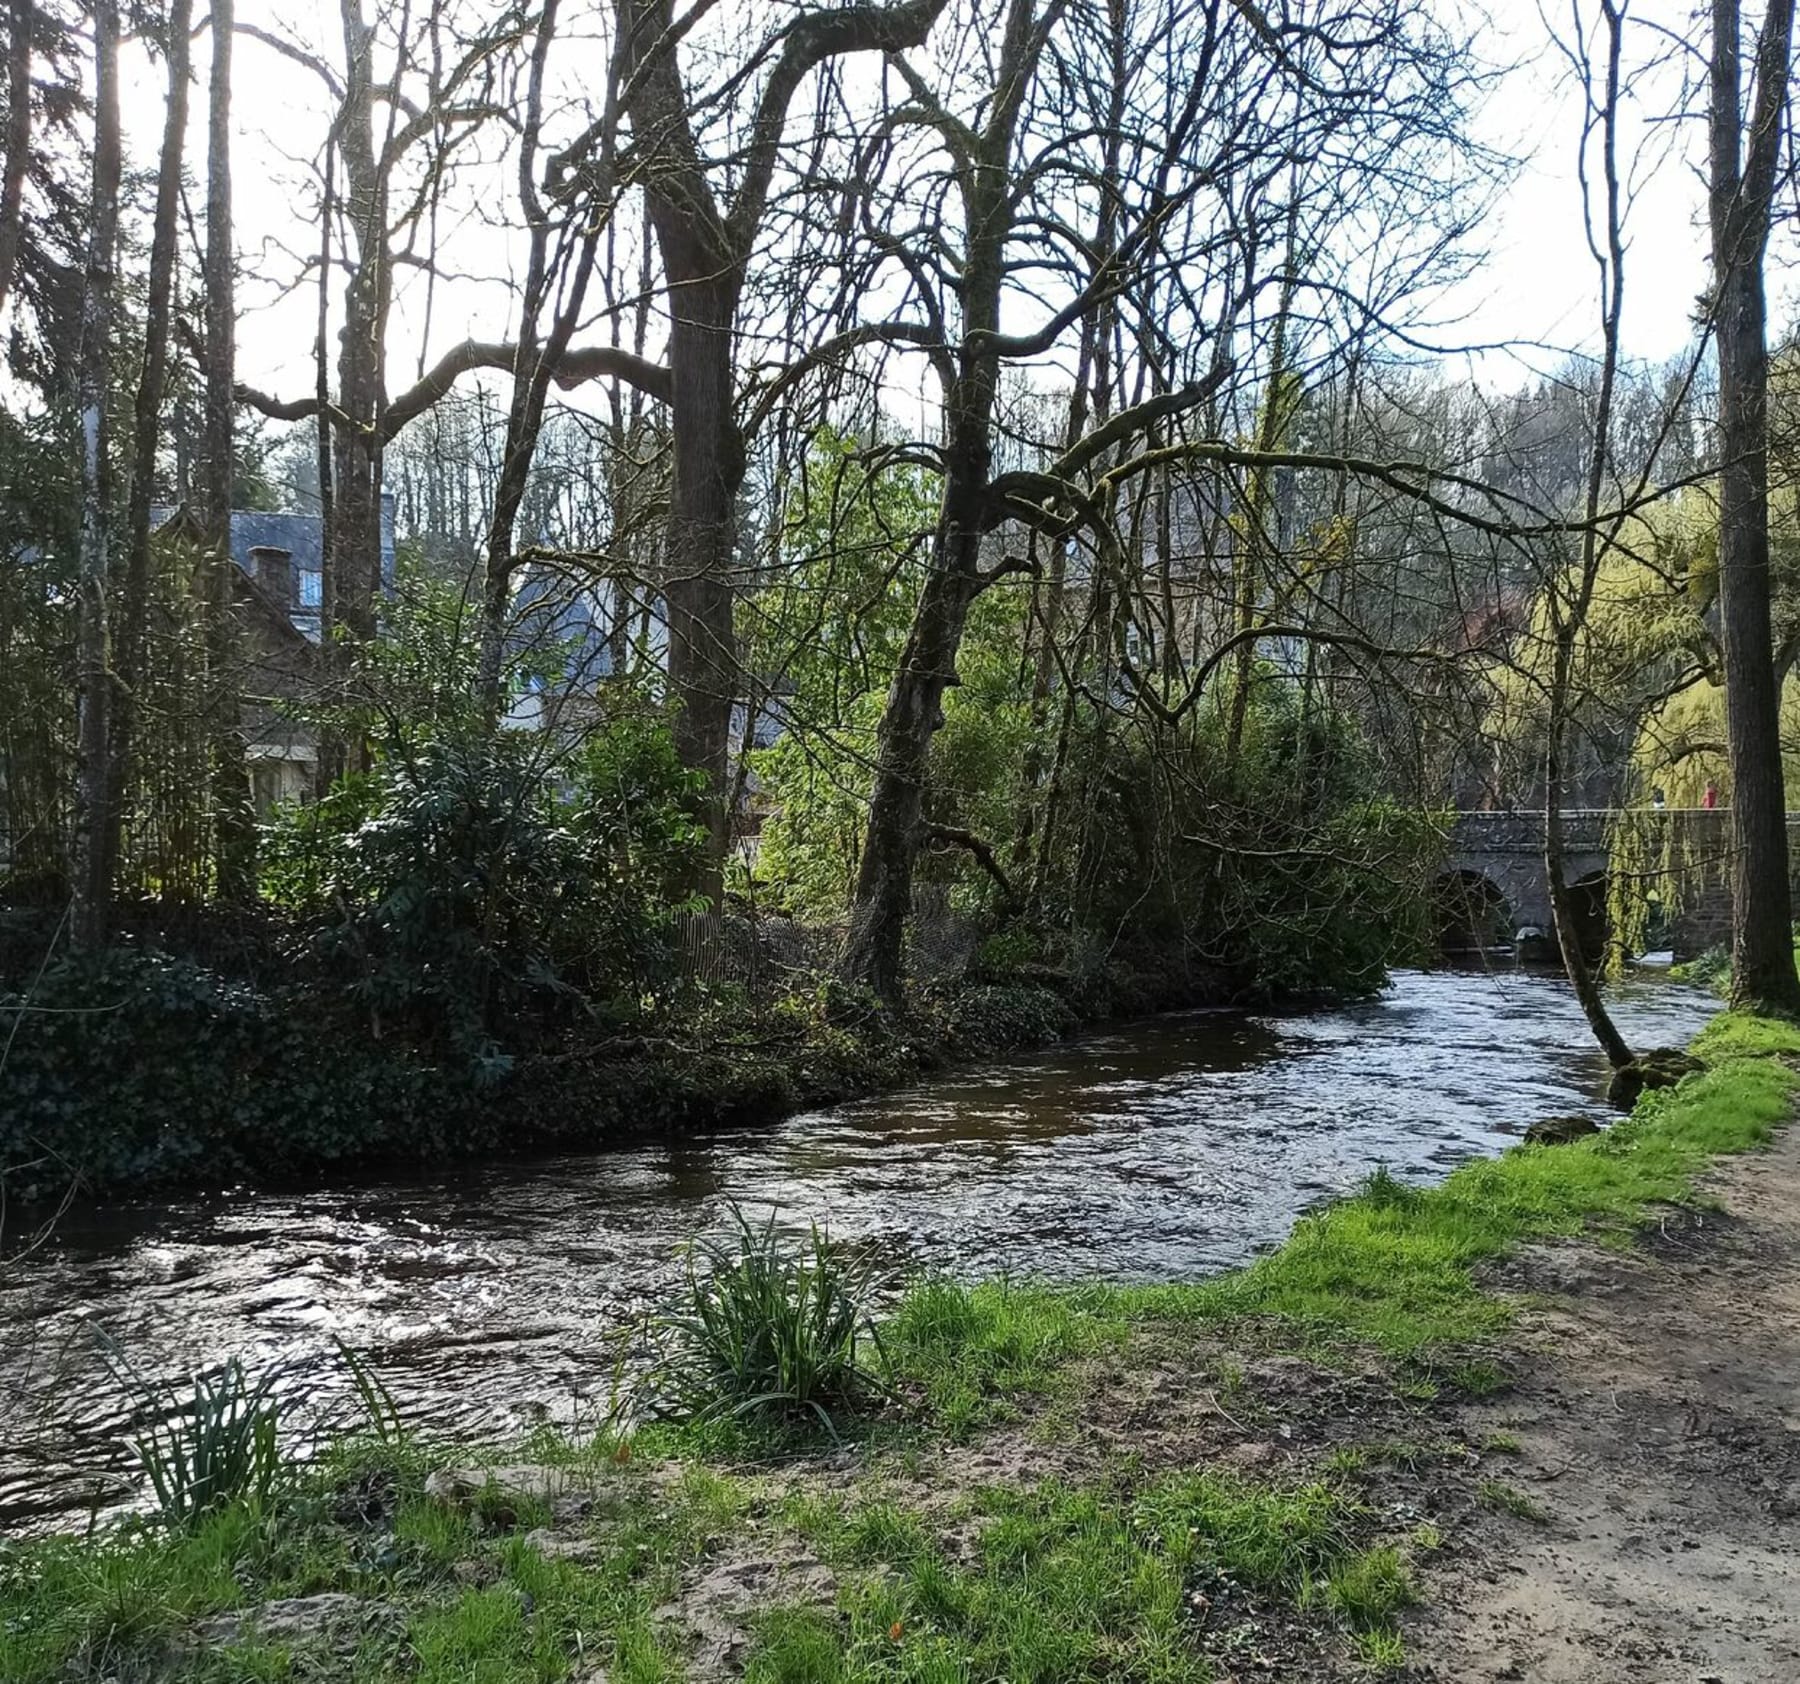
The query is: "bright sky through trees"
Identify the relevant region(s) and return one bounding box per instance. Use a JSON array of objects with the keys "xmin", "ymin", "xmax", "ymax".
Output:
[{"xmin": 108, "ymin": 0, "xmax": 1746, "ymax": 405}]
